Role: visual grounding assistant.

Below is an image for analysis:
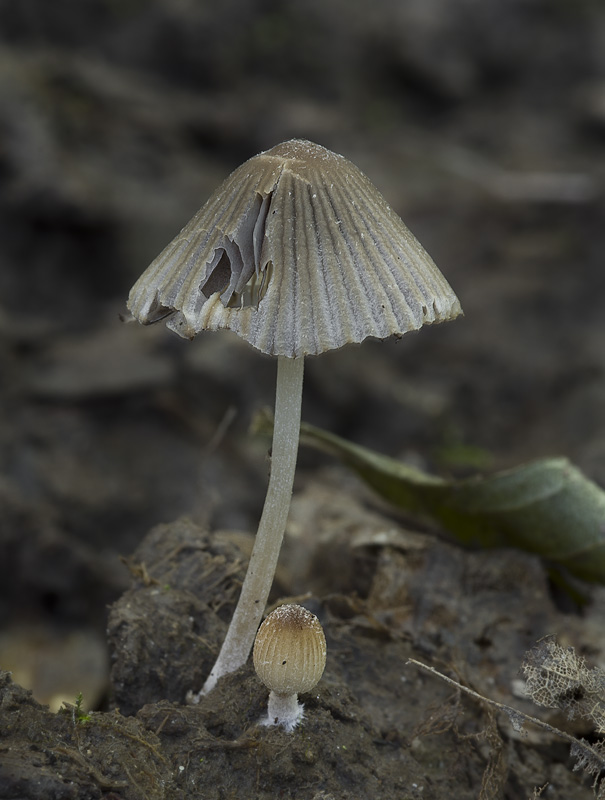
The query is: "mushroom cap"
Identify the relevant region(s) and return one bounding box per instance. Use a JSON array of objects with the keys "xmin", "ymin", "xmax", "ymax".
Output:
[
  {"xmin": 253, "ymin": 604, "xmax": 327, "ymax": 696},
  {"xmin": 128, "ymin": 139, "xmax": 462, "ymax": 357}
]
